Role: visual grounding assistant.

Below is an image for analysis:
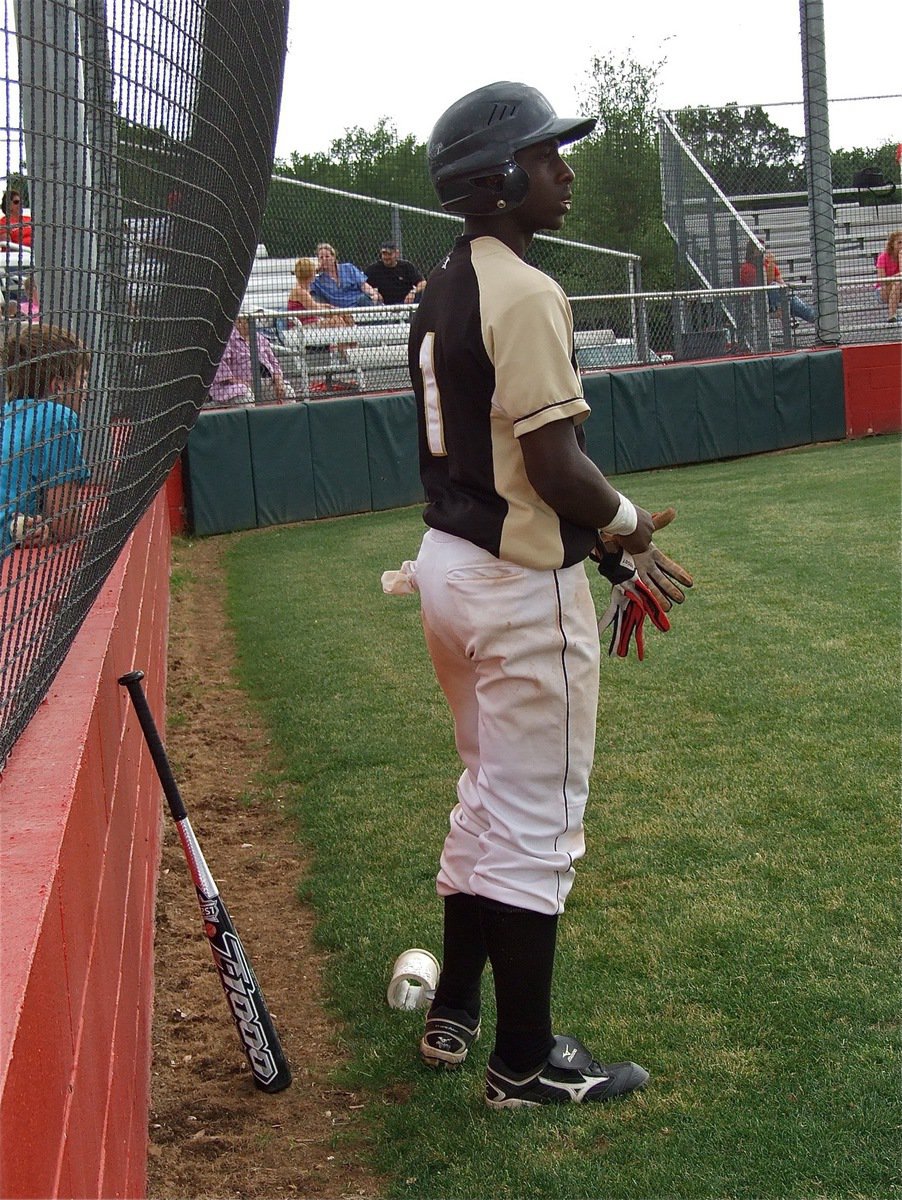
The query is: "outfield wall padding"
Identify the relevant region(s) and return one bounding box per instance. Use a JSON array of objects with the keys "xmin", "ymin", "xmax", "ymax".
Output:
[
  {"xmin": 185, "ymin": 407, "xmax": 257, "ymax": 535},
  {"xmin": 308, "ymin": 397, "xmax": 374, "ymax": 518},
  {"xmin": 697, "ymin": 361, "xmax": 741, "ymax": 462},
  {"xmin": 248, "ymin": 402, "xmax": 317, "ymax": 526},
  {"xmin": 842, "ymin": 343, "xmax": 902, "ymax": 436},
  {"xmin": 183, "ymin": 349, "xmax": 858, "ymax": 535},
  {"xmin": 363, "ymin": 391, "xmax": 423, "ymax": 511}
]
